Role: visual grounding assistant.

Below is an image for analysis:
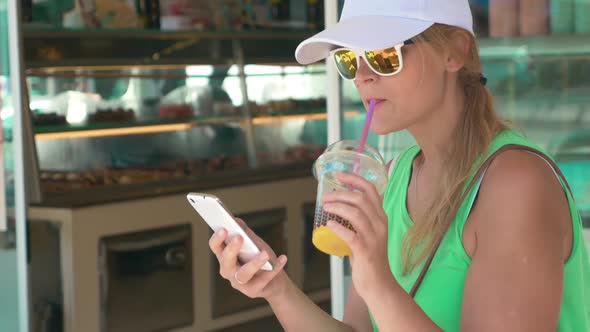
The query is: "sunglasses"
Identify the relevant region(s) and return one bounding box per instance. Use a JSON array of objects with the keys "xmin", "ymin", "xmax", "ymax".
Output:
[{"xmin": 329, "ymin": 39, "xmax": 415, "ymax": 81}]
